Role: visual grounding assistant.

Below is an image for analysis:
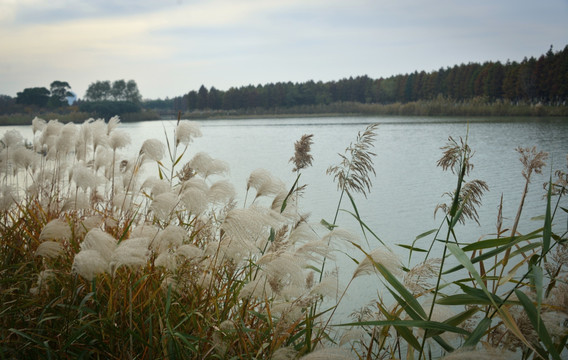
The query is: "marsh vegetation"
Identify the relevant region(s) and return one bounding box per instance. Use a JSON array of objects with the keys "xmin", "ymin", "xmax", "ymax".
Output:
[{"xmin": 0, "ymin": 116, "xmax": 566, "ymax": 359}]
